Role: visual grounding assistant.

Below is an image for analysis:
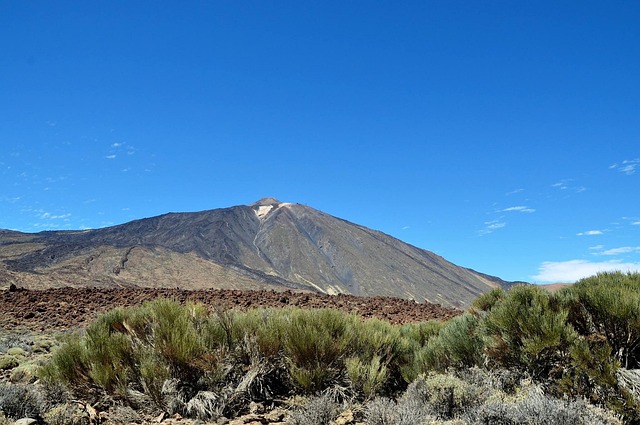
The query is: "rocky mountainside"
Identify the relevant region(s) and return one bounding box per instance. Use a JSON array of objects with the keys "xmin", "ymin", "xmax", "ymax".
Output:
[{"xmin": 0, "ymin": 198, "xmax": 520, "ymax": 308}]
